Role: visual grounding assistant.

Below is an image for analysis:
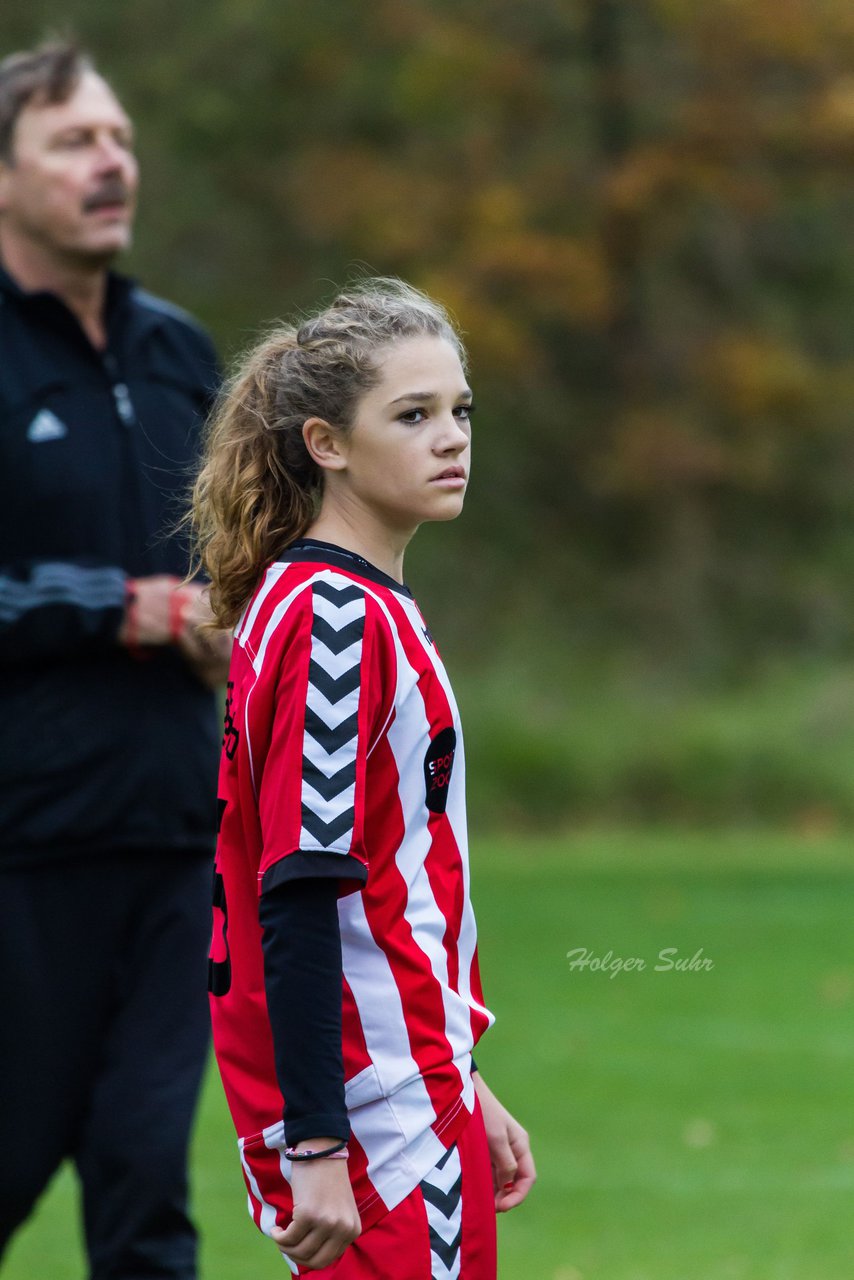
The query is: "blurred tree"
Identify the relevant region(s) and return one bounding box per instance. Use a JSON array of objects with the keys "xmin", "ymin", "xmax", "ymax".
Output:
[{"xmin": 2, "ymin": 0, "xmax": 854, "ymax": 671}]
